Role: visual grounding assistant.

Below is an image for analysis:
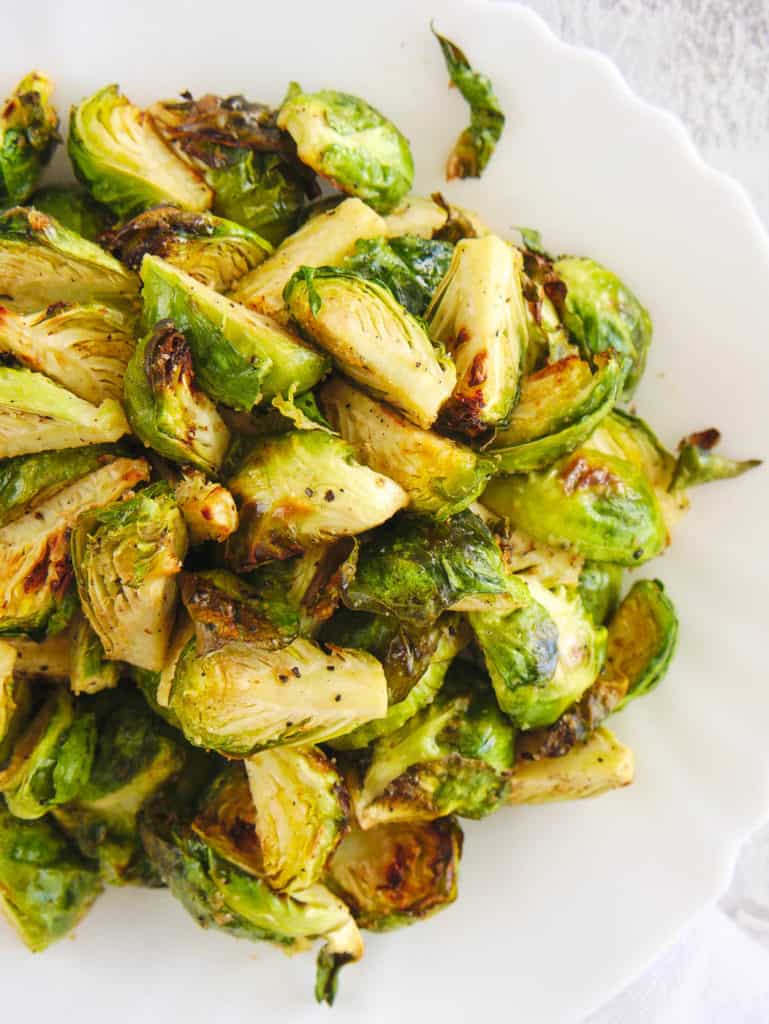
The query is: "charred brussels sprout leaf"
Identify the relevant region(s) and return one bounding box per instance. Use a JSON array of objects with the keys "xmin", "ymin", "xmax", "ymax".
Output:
[
  {"xmin": 326, "ymin": 817, "xmax": 462, "ymax": 931},
  {"xmin": 173, "ymin": 469, "xmax": 238, "ymax": 545},
  {"xmin": 341, "ymin": 234, "xmax": 454, "ymax": 316},
  {"xmin": 141, "ymin": 254, "xmax": 329, "ymax": 410},
  {"xmin": 577, "ymin": 561, "xmax": 623, "ymax": 626},
  {"xmin": 169, "ymin": 636, "xmax": 387, "ymax": 756},
  {"xmin": 124, "ymin": 320, "xmax": 231, "ymax": 474},
  {"xmin": 0, "ymin": 72, "xmax": 59, "ymax": 205},
  {"xmin": 30, "ymin": 184, "xmax": 113, "ymax": 241},
  {"xmin": 671, "ymin": 428, "xmax": 761, "ymax": 491},
  {"xmin": 69, "ymin": 615, "xmax": 120, "ymax": 696},
  {"xmin": 277, "ymin": 88, "xmax": 413, "ymax": 213},
  {"xmin": 0, "ymin": 798, "xmax": 102, "ymax": 950},
  {"xmin": 71, "ymin": 482, "xmax": 188, "ymax": 672},
  {"xmin": 426, "ymin": 236, "xmax": 528, "ymax": 435},
  {"xmin": 509, "ymin": 727, "xmax": 633, "ymax": 803},
  {"xmin": 432, "ymin": 29, "xmax": 505, "ymax": 180},
  {"xmin": 225, "ymin": 429, "xmax": 406, "ymax": 569},
  {"xmin": 284, "ymin": 267, "xmax": 456, "ymax": 429},
  {"xmin": 320, "ymin": 376, "xmax": 493, "ymax": 519},
  {"xmin": 68, "ymin": 85, "xmax": 212, "ymax": 217}
]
